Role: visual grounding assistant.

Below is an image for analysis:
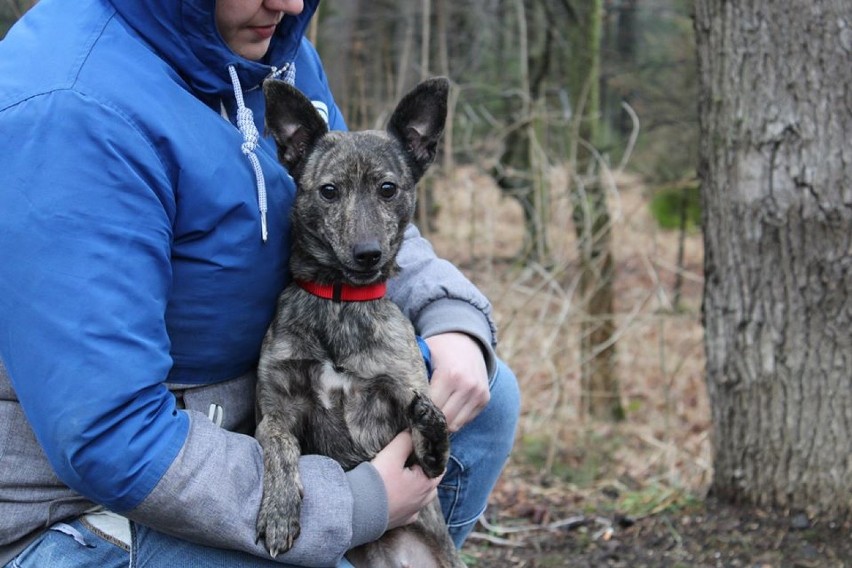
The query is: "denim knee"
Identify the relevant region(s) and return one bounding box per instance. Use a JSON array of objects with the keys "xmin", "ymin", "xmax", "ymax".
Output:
[{"xmin": 438, "ymin": 359, "xmax": 520, "ymax": 547}]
